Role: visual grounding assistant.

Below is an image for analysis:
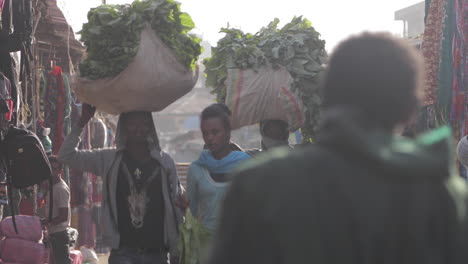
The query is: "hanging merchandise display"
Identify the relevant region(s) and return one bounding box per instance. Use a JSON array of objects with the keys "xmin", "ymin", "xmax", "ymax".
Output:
[
  {"xmin": 40, "ymin": 66, "xmax": 72, "ymax": 154},
  {"xmin": 1, "ymin": 0, "xmax": 35, "ymax": 126},
  {"xmin": 421, "ymin": 0, "xmax": 468, "ymax": 177},
  {"xmin": 0, "ymin": 72, "xmax": 12, "ymax": 140},
  {"xmin": 0, "ymin": 72, "xmax": 12, "ymax": 197},
  {"xmin": 0, "ymin": 53, "xmax": 18, "ymax": 119}
]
